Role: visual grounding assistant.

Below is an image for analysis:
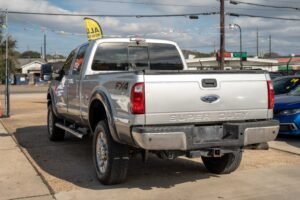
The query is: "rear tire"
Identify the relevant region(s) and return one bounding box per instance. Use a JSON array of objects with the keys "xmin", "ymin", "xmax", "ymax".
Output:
[
  {"xmin": 47, "ymin": 104, "xmax": 65, "ymax": 141},
  {"xmin": 202, "ymin": 150, "xmax": 242, "ymax": 174},
  {"xmin": 93, "ymin": 121, "xmax": 129, "ymax": 185}
]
